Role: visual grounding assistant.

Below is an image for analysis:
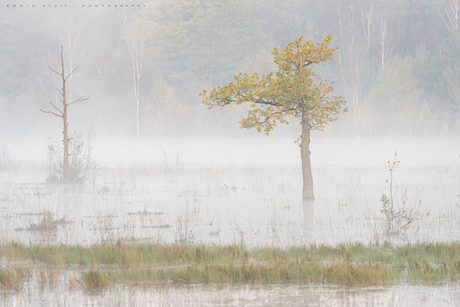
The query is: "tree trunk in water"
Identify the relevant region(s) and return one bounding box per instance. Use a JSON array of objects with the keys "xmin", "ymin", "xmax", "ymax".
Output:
[
  {"xmin": 301, "ymin": 112, "xmax": 314, "ymax": 200},
  {"xmin": 302, "ymin": 198, "xmax": 314, "ymax": 242}
]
